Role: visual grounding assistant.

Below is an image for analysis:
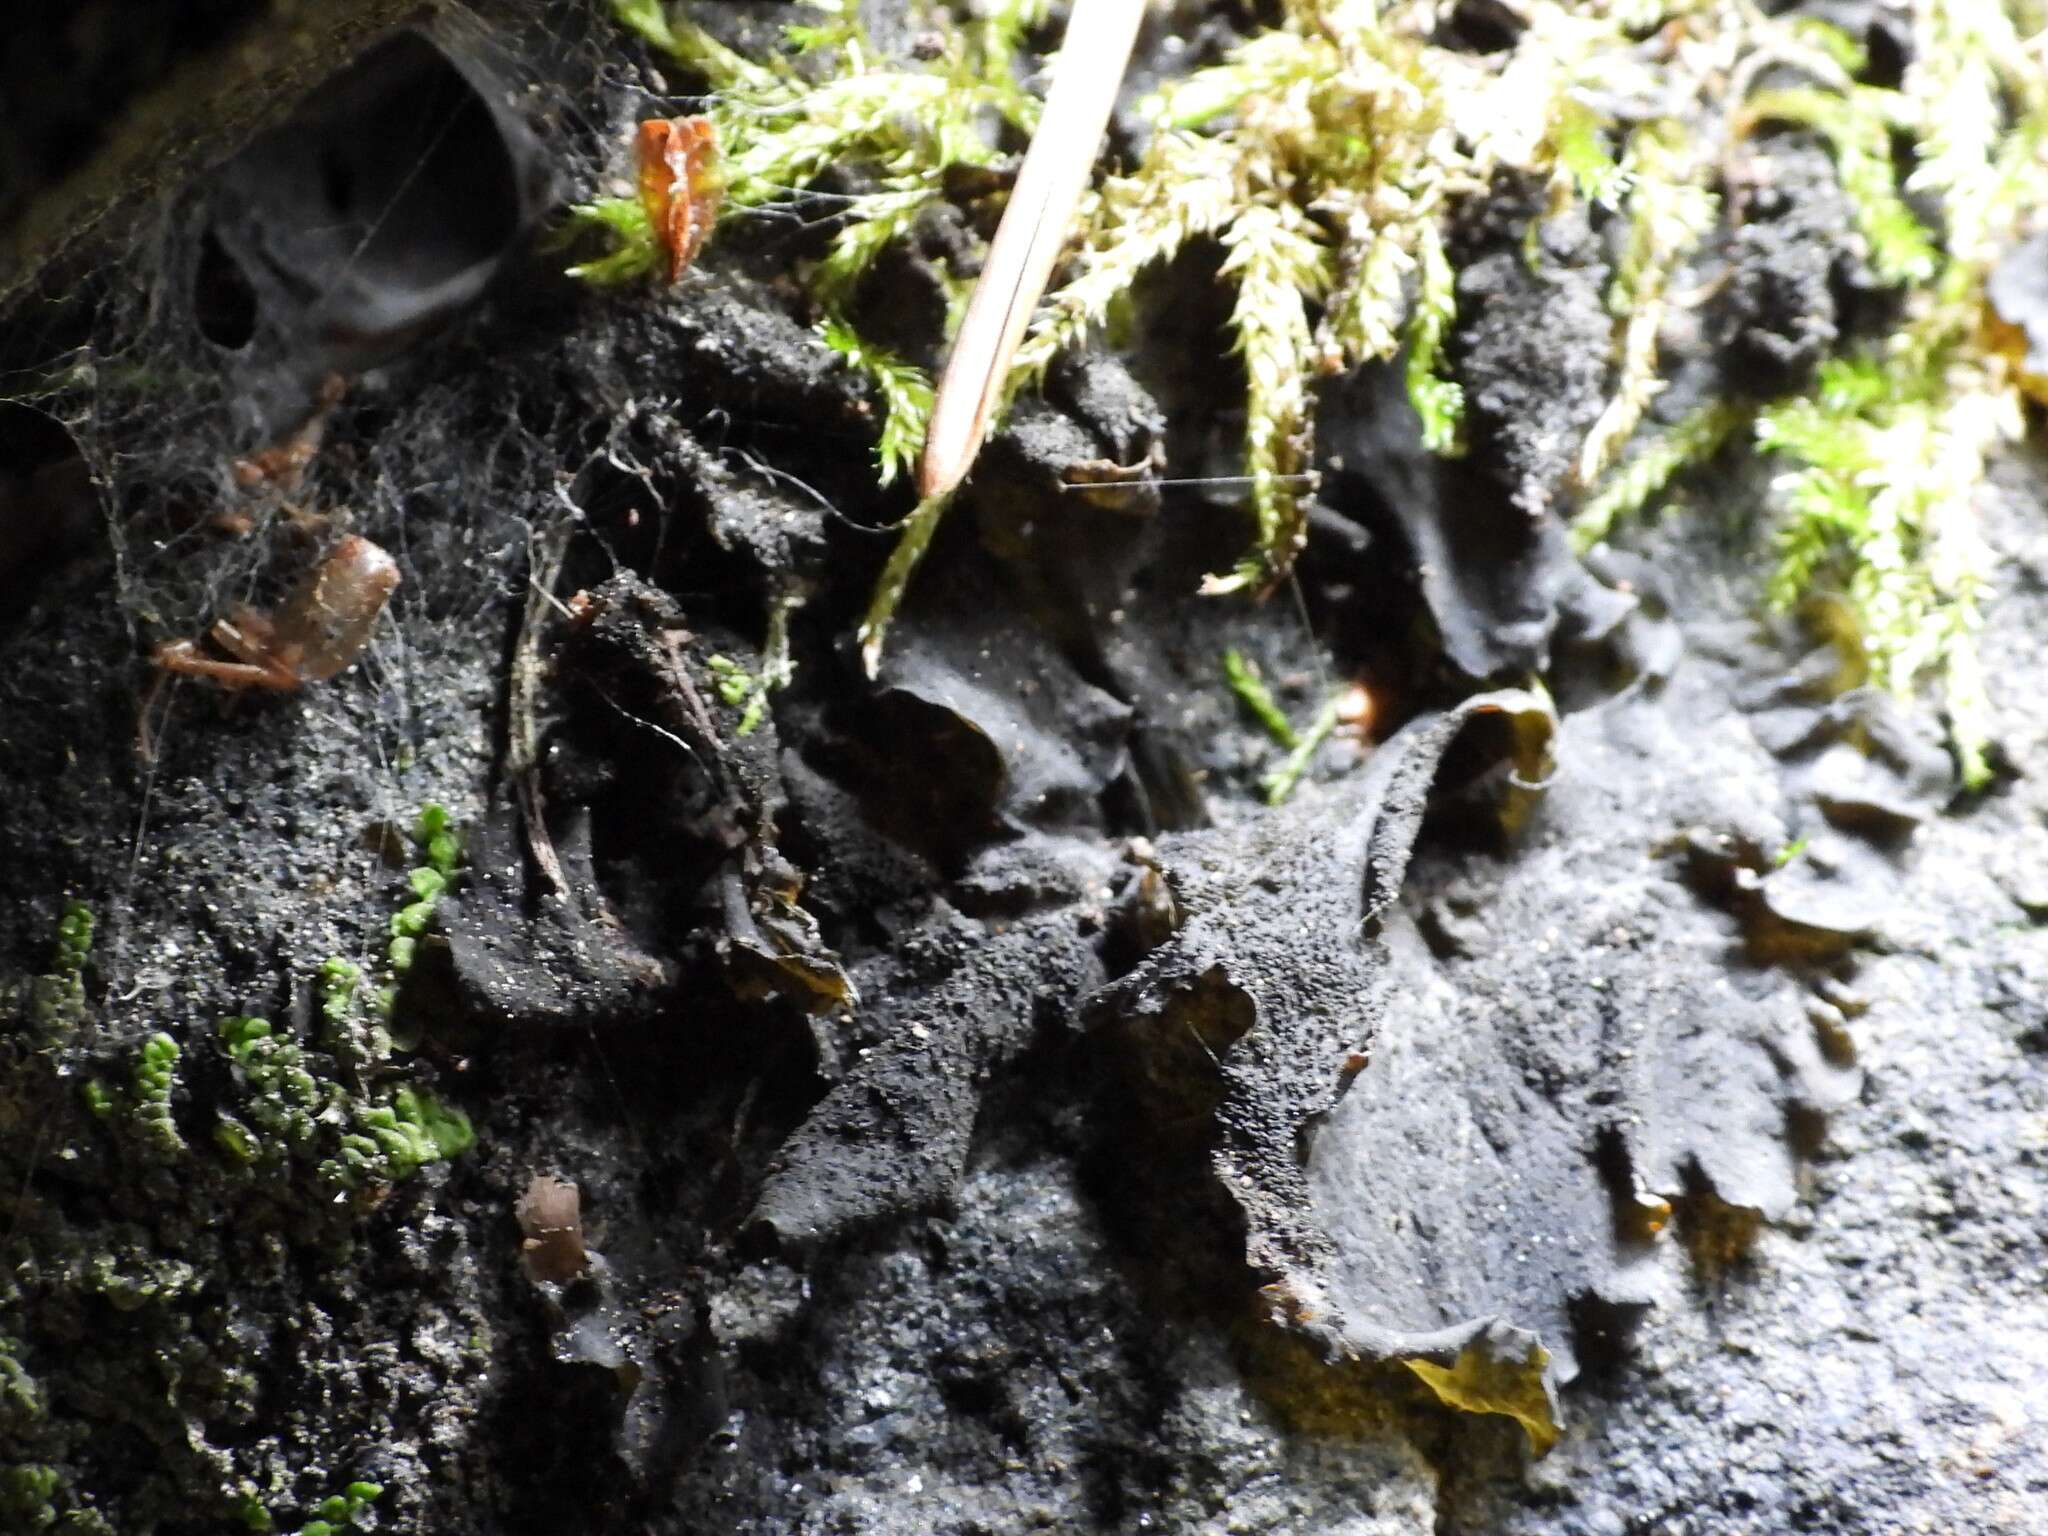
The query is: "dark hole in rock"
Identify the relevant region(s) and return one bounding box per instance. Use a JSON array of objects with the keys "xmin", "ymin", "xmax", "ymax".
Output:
[
  {"xmin": 318, "ymin": 143, "xmax": 357, "ymax": 216},
  {"xmin": 199, "ymin": 28, "xmax": 549, "ymax": 429},
  {"xmin": 1414, "ymin": 708, "xmax": 1547, "ymax": 850},
  {"xmin": 817, "ymin": 691, "xmax": 1009, "ymax": 872},
  {"xmin": 191, "ymin": 226, "xmax": 257, "ymax": 348},
  {"xmin": 1784, "ymin": 0, "xmax": 1912, "ymax": 87},
  {"xmin": 0, "ymin": 402, "xmax": 98, "ymax": 618},
  {"xmin": 1567, "ymin": 1287, "xmax": 1652, "ymax": 1380},
  {"xmin": 1785, "ymin": 1101, "xmax": 1832, "ymax": 1160},
  {"xmin": 1316, "ymin": 360, "xmax": 1581, "ymax": 684}
]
